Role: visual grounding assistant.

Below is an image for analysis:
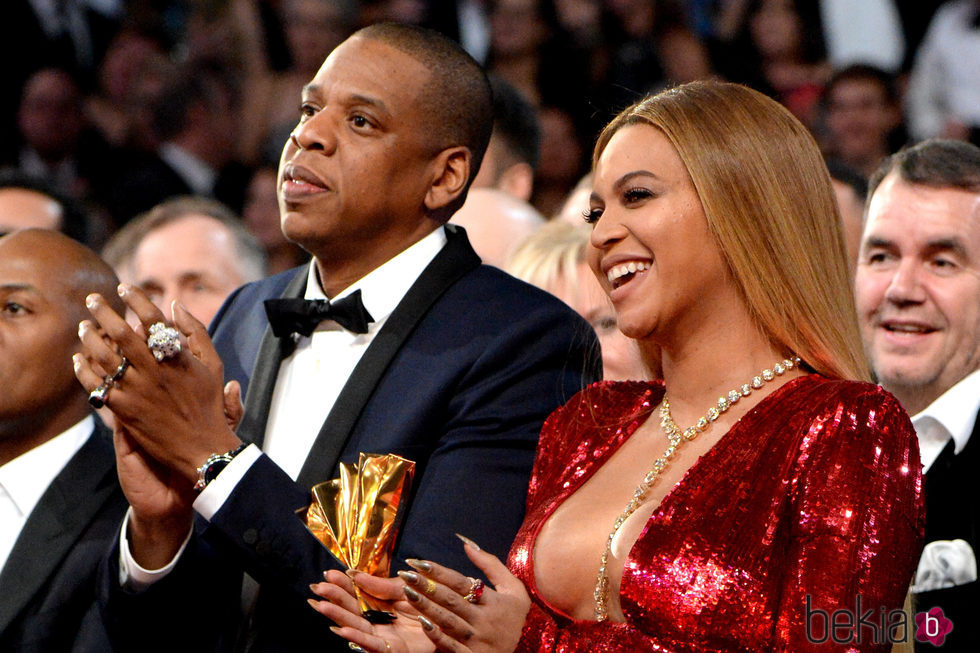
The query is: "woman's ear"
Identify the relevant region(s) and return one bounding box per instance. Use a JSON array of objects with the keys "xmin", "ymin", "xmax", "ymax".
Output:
[{"xmin": 424, "ymin": 146, "xmax": 471, "ymax": 212}]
